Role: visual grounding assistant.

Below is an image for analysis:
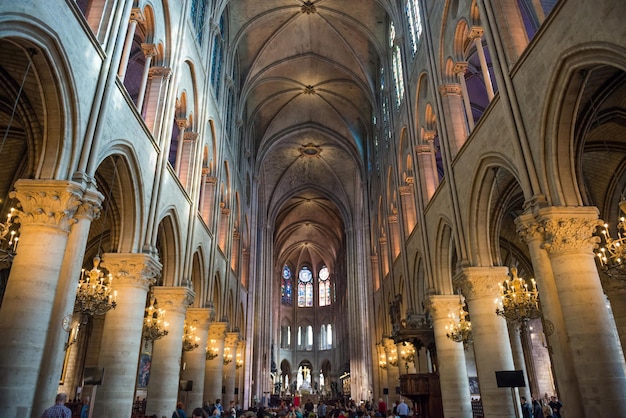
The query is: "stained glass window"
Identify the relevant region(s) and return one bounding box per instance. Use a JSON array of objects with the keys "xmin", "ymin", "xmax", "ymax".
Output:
[
  {"xmin": 298, "ymin": 266, "xmax": 313, "ymax": 307},
  {"xmin": 281, "ymin": 265, "xmax": 292, "ymax": 305},
  {"xmin": 318, "ymin": 266, "xmax": 331, "ymax": 306},
  {"xmin": 389, "ymin": 23, "xmax": 405, "ymax": 108},
  {"xmin": 406, "ymin": 0, "xmax": 423, "ymax": 56},
  {"xmin": 190, "ymin": 0, "xmax": 208, "ymax": 45}
]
